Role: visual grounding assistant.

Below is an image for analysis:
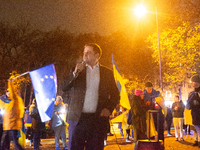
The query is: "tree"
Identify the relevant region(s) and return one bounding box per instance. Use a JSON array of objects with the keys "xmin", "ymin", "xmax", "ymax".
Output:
[{"xmin": 147, "ymin": 22, "xmax": 200, "ymax": 86}]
